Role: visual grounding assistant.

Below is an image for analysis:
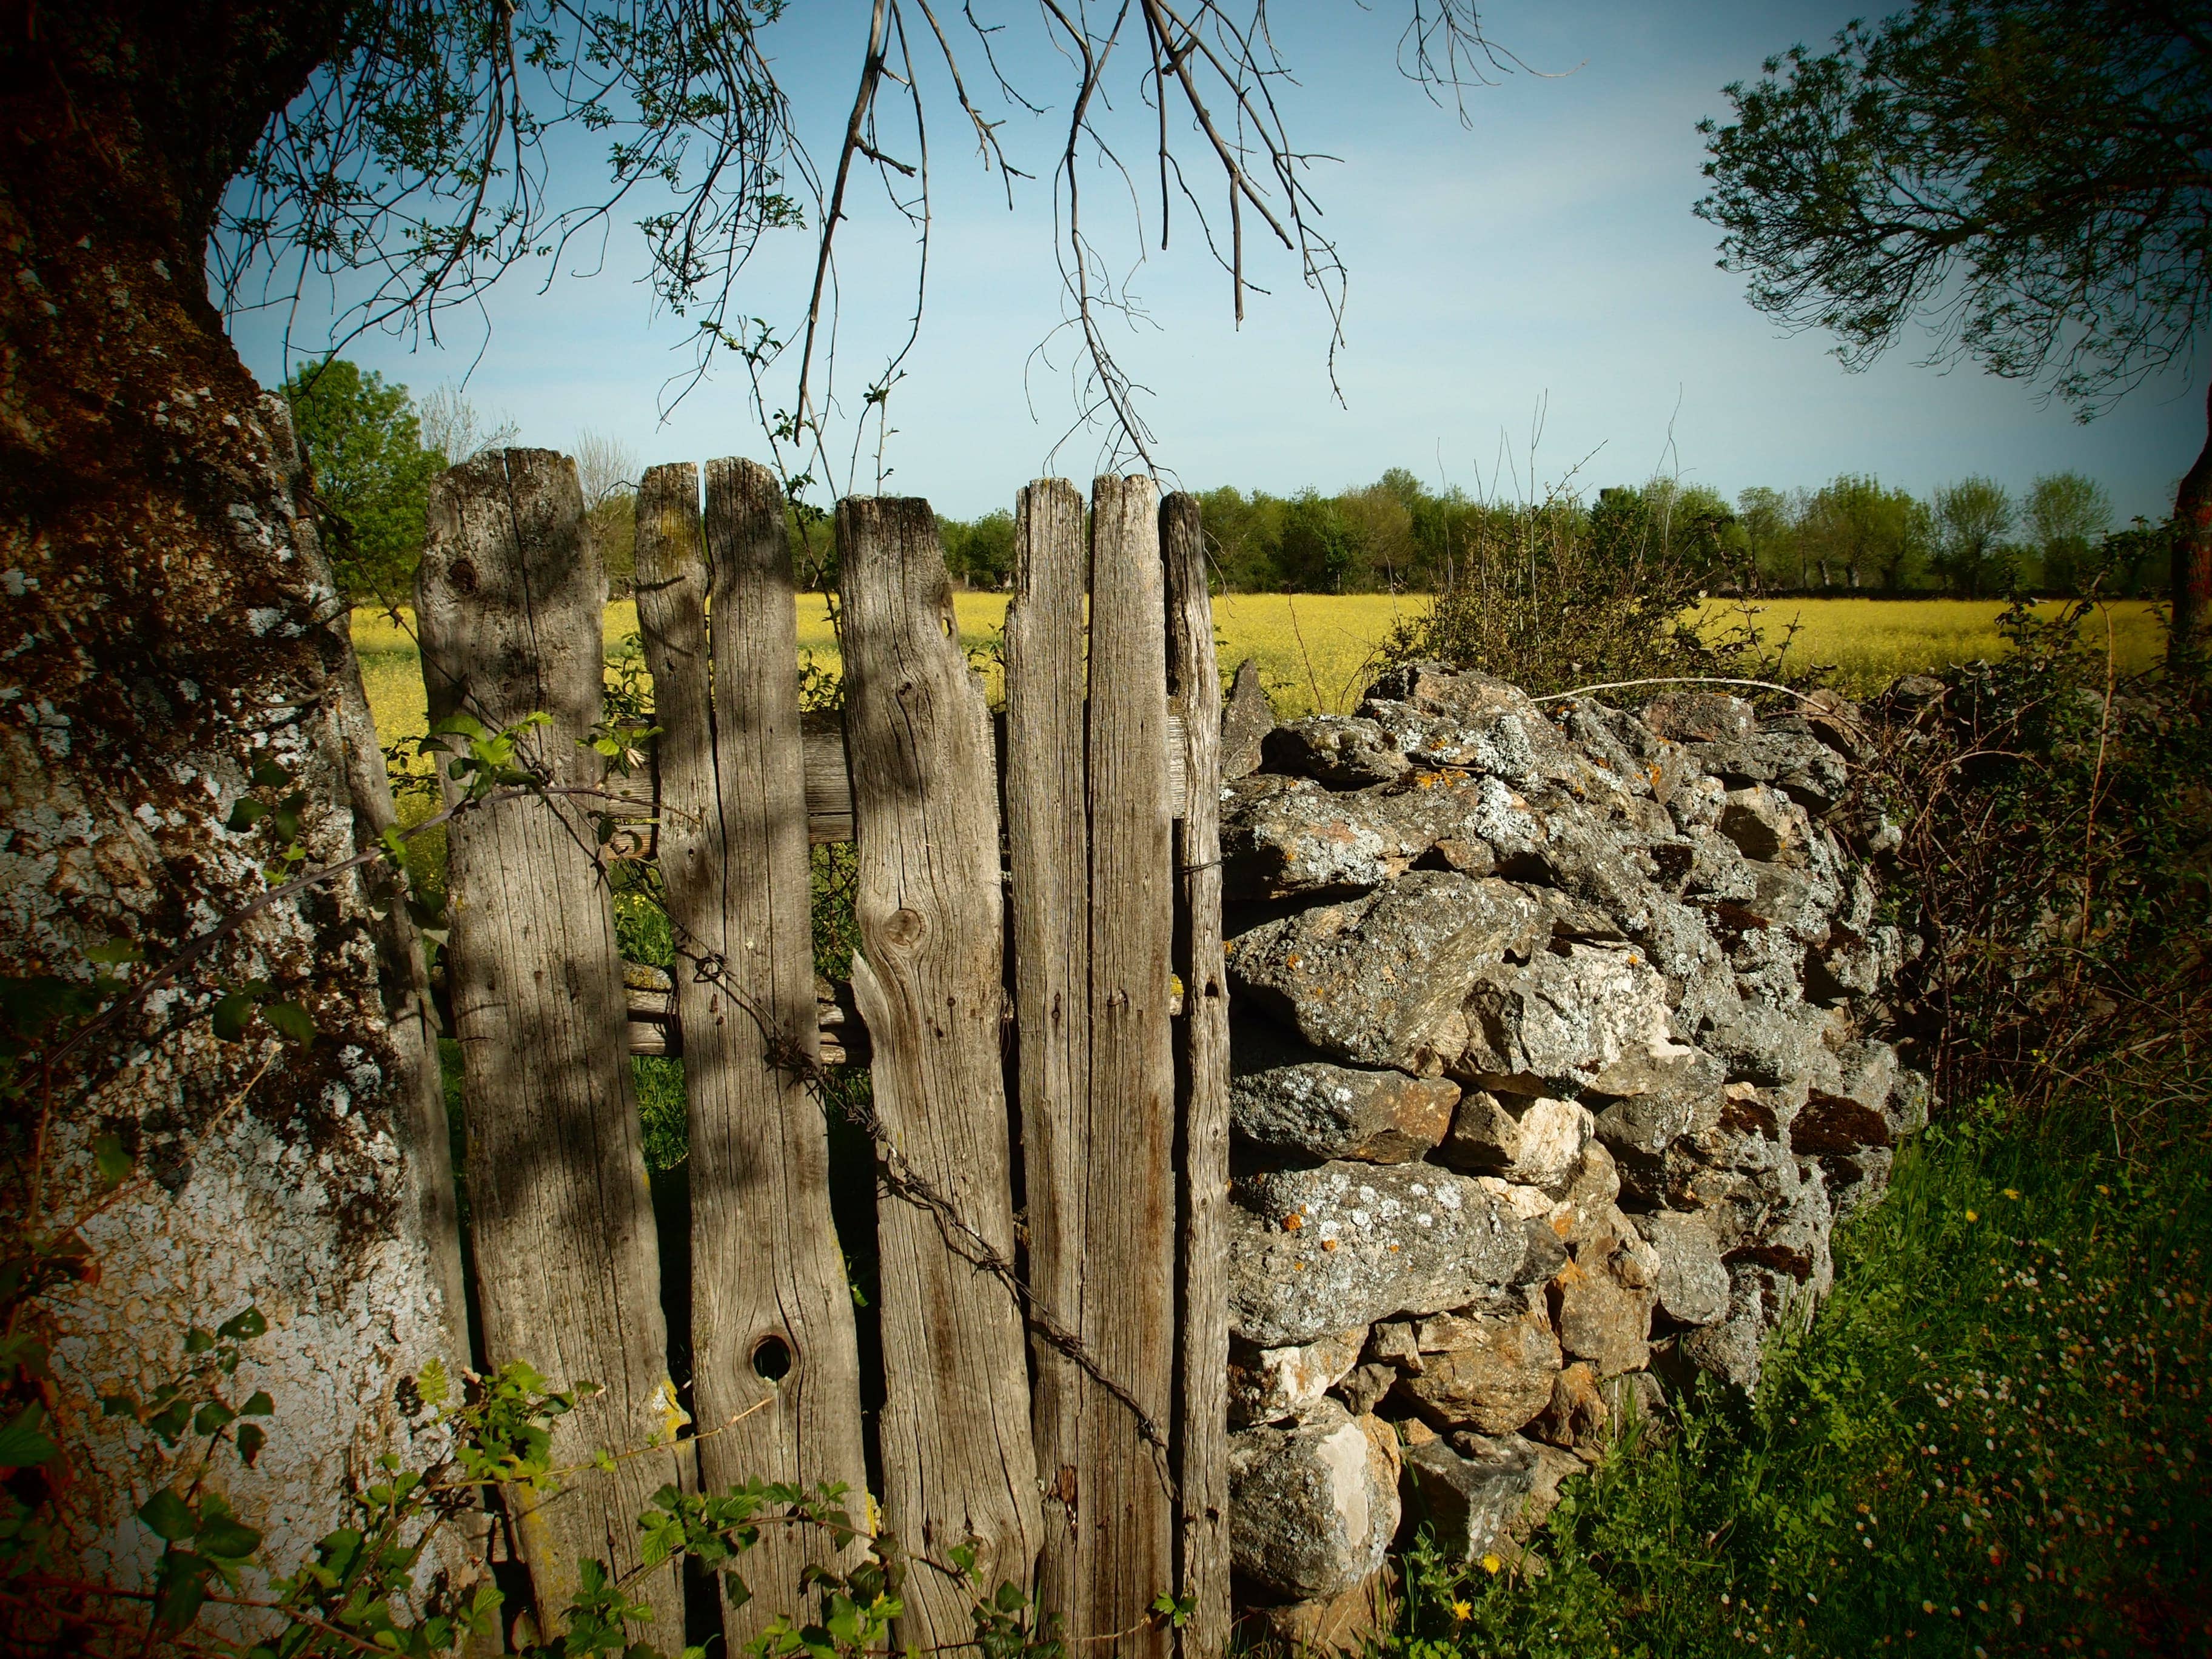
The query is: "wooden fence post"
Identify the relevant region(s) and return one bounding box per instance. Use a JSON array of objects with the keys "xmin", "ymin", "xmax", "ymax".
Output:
[
  {"xmin": 1005, "ymin": 480, "xmax": 1091, "ymax": 1604},
  {"xmin": 415, "ymin": 449, "xmax": 689, "ymax": 1635},
  {"xmin": 837, "ymin": 498, "xmax": 1042, "ymax": 1647},
  {"xmin": 1164, "ymin": 491, "xmax": 1232, "ymax": 1659},
  {"xmin": 1076, "ymin": 476, "xmax": 1182, "ymax": 1654},
  {"xmin": 633, "ymin": 458, "xmax": 868, "ymax": 1643}
]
